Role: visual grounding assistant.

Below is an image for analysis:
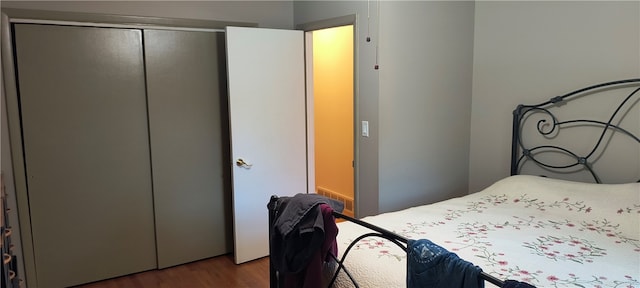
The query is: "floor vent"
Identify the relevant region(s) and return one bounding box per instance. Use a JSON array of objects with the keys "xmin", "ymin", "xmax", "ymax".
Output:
[{"xmin": 316, "ymin": 186, "xmax": 354, "ymax": 217}]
